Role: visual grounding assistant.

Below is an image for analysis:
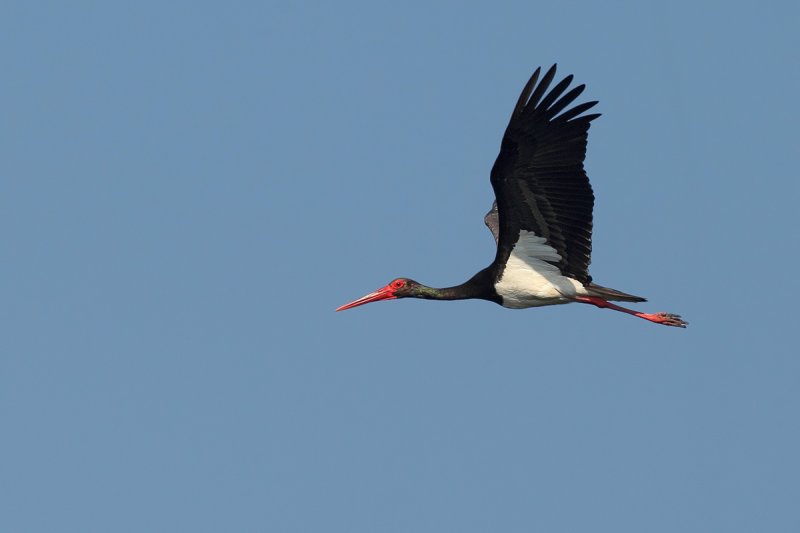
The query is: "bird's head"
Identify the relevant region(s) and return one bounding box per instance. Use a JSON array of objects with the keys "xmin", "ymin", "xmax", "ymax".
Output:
[{"xmin": 336, "ymin": 278, "xmax": 422, "ymax": 311}]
